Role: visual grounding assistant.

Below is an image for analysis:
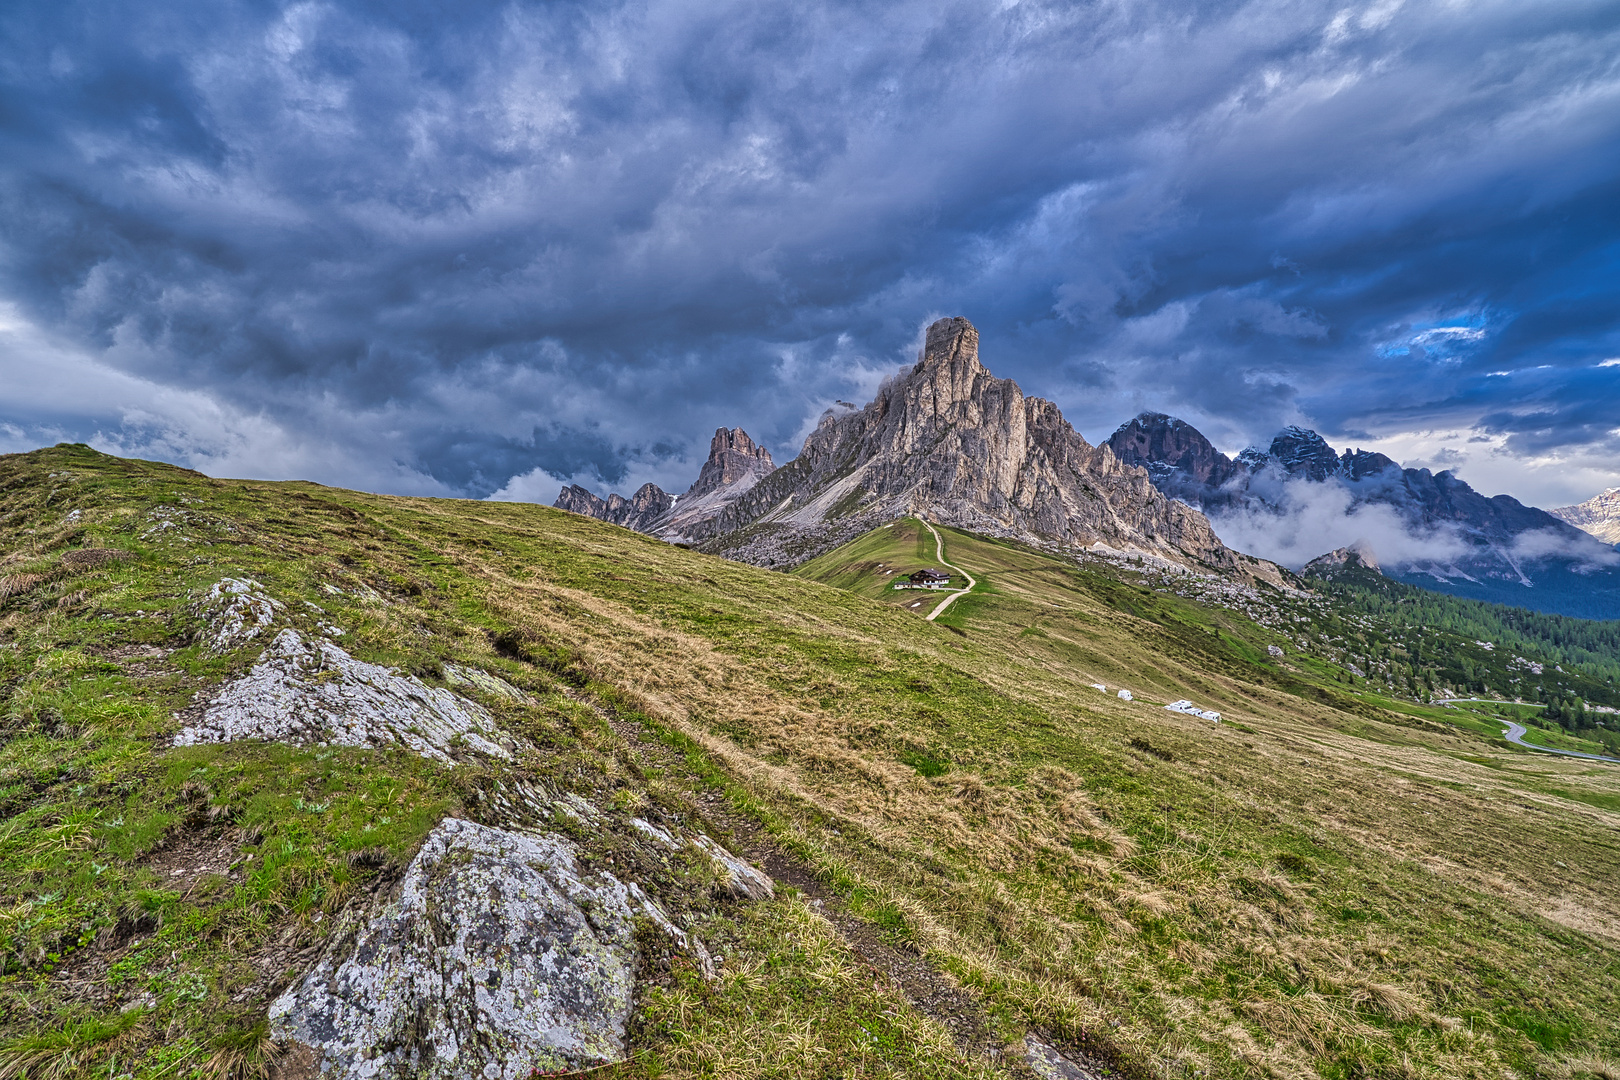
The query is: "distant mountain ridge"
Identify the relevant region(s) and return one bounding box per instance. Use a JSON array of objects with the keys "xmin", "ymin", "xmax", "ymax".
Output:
[
  {"xmin": 1552, "ymin": 488, "xmax": 1620, "ymax": 547},
  {"xmin": 557, "ymin": 318, "xmax": 1282, "ymax": 583},
  {"xmin": 1107, "ymin": 413, "xmax": 1620, "ymax": 619},
  {"xmin": 556, "ymin": 428, "xmax": 775, "ymax": 542}
]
